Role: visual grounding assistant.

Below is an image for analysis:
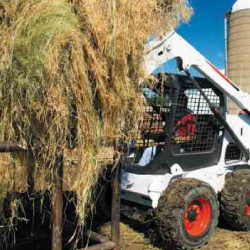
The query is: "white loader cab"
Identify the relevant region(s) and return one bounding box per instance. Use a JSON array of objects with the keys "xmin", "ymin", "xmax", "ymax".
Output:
[{"xmin": 101, "ymin": 31, "xmax": 250, "ymax": 250}]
